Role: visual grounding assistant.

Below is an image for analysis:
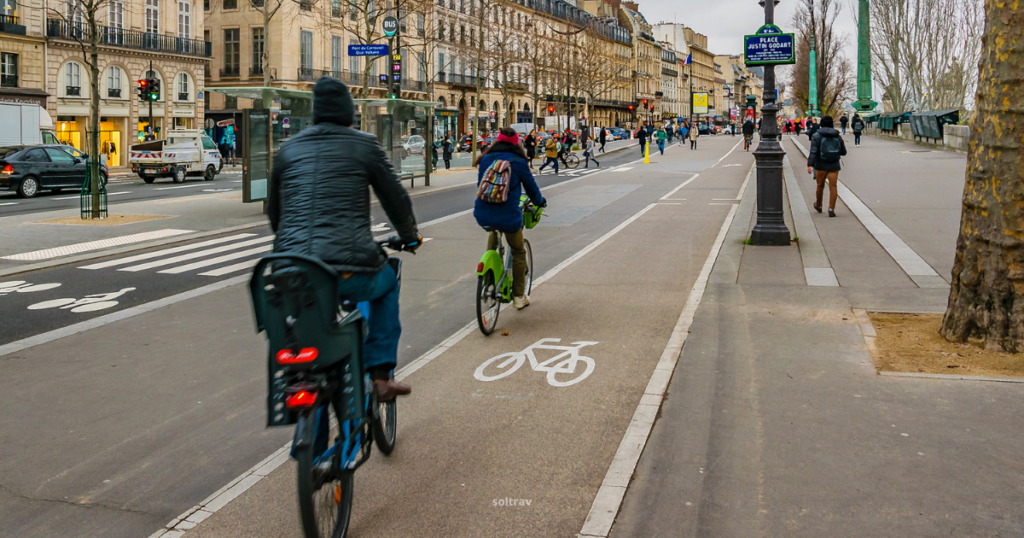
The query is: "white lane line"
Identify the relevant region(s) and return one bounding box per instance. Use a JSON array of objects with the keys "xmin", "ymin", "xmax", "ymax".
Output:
[
  {"xmin": 154, "ymin": 184, "xmax": 205, "ymax": 190},
  {"xmin": 709, "ymin": 202, "xmax": 737, "ymax": 205},
  {"xmin": 197, "ymin": 257, "xmax": 261, "ymax": 277},
  {"xmin": 714, "ymin": 139, "xmax": 744, "ymax": 166},
  {"xmin": 613, "ymin": 167, "xmax": 634, "ymax": 172},
  {"xmin": 2, "ymin": 229, "xmax": 194, "ymax": 261},
  {"xmin": 660, "ymin": 174, "xmax": 700, "ymax": 200},
  {"xmin": 0, "ymin": 202, "xmax": 18, "ymax": 206},
  {"xmin": 80, "ymin": 233, "xmax": 259, "ymax": 269},
  {"xmin": 152, "ymin": 198, "xmax": 664, "ymax": 538},
  {"xmin": 0, "ymin": 275, "xmax": 249, "ymax": 359},
  {"xmin": 789, "ymin": 138, "xmax": 943, "ymax": 287},
  {"xmin": 231, "ymin": 180, "xmax": 243, "ymax": 183},
  {"xmin": 50, "ymin": 195, "xmax": 82, "ymax": 200},
  {"xmin": 660, "ymin": 198, "xmax": 687, "ymax": 201},
  {"xmin": 158, "ymin": 245, "xmax": 273, "ymax": 274},
  {"xmin": 119, "ymin": 236, "xmax": 273, "ymax": 272},
  {"xmin": 580, "ymin": 186, "xmax": 747, "ymax": 538}
]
